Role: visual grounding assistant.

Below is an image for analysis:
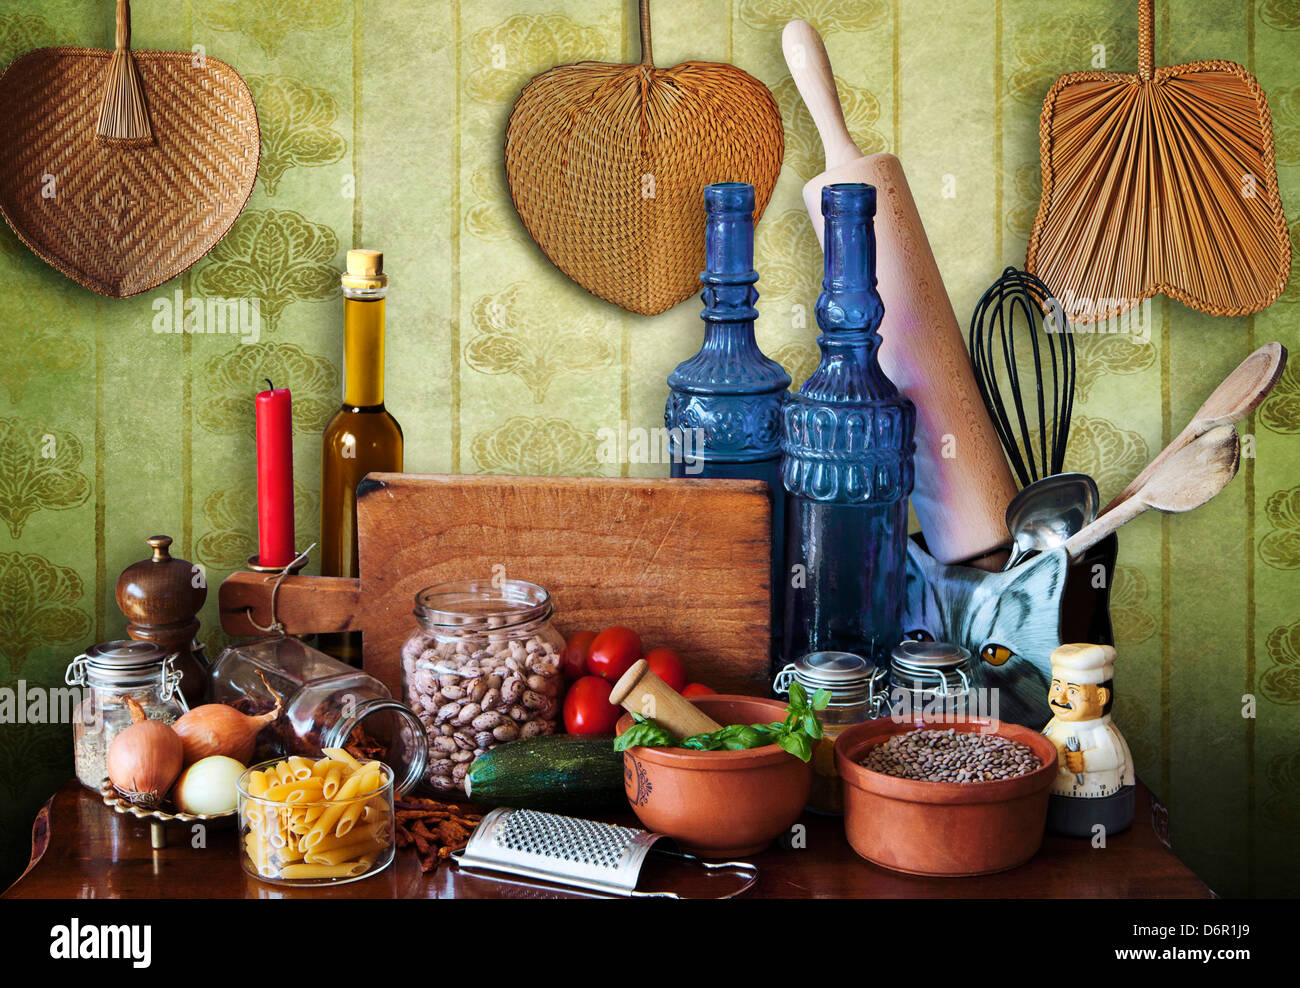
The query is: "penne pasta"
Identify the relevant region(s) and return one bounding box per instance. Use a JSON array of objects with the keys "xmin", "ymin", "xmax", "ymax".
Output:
[
  {"xmin": 286, "ymin": 755, "xmax": 314, "ymax": 780},
  {"xmin": 240, "ymin": 753, "xmax": 394, "ymax": 885},
  {"xmin": 321, "ymin": 763, "xmax": 343, "ymax": 799},
  {"xmin": 321, "ymin": 747, "xmax": 361, "ymax": 771}
]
